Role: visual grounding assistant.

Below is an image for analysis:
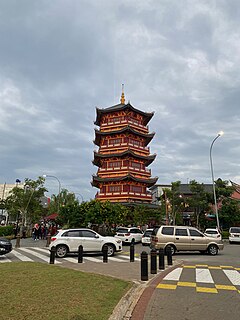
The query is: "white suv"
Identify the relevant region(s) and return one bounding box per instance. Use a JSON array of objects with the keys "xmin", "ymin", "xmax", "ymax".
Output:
[
  {"xmin": 229, "ymin": 227, "xmax": 240, "ymax": 244},
  {"xmin": 114, "ymin": 227, "xmax": 143, "ymax": 244},
  {"xmin": 49, "ymin": 228, "xmax": 122, "ymax": 258}
]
